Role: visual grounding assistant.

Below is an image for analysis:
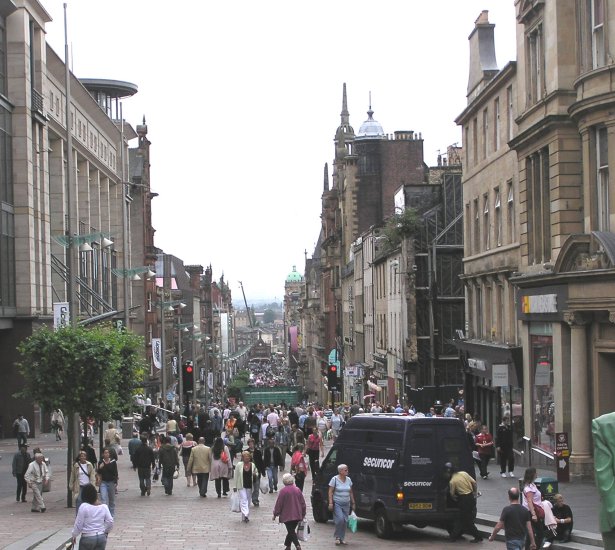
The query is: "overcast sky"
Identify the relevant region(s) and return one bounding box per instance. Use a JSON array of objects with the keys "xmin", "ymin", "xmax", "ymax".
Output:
[{"xmin": 41, "ymin": 0, "xmax": 517, "ymax": 302}]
